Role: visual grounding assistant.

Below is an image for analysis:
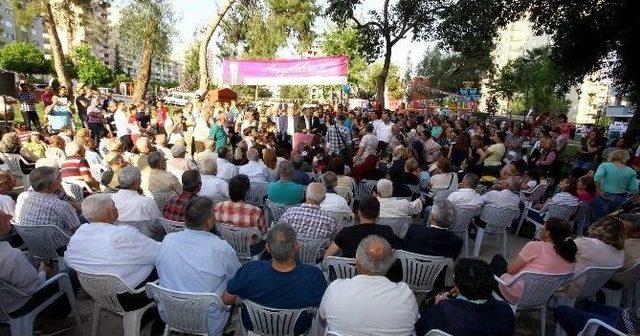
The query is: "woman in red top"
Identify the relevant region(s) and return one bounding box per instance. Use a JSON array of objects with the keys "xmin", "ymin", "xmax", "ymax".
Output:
[
  {"xmin": 60, "ymin": 141, "xmax": 99, "ymax": 191},
  {"xmin": 155, "ymin": 101, "xmax": 169, "ymax": 132}
]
